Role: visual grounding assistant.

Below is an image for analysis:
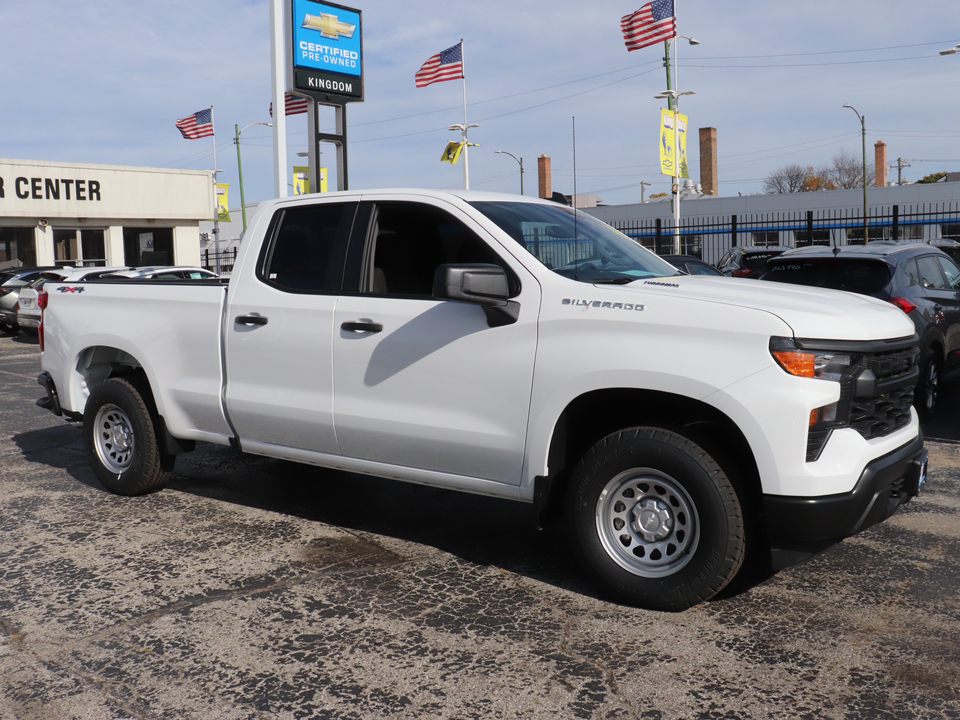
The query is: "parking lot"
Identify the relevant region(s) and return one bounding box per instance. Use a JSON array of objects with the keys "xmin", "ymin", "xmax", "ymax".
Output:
[{"xmin": 2, "ymin": 331, "xmax": 960, "ymax": 720}]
